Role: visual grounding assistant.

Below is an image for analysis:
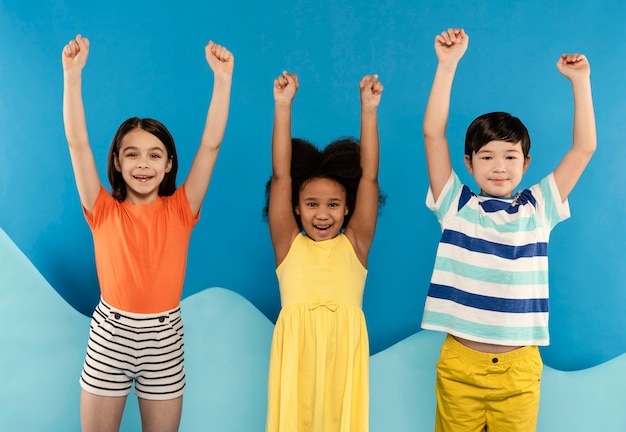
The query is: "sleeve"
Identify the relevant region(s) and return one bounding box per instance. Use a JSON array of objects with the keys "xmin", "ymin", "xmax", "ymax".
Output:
[
  {"xmin": 173, "ymin": 184, "xmax": 200, "ymax": 228},
  {"xmin": 534, "ymin": 173, "xmax": 571, "ymax": 230},
  {"xmin": 426, "ymin": 171, "xmax": 464, "ymax": 223},
  {"xmin": 82, "ymin": 186, "xmax": 112, "ymax": 229}
]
